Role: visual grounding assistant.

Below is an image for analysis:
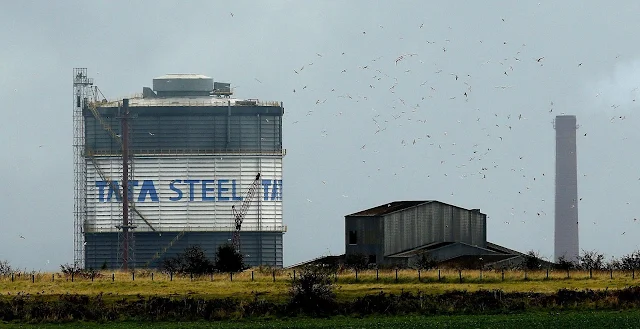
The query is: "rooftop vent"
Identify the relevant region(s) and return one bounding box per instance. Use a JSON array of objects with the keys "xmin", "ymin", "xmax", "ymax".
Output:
[{"xmin": 152, "ymin": 74, "xmax": 214, "ymax": 97}]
